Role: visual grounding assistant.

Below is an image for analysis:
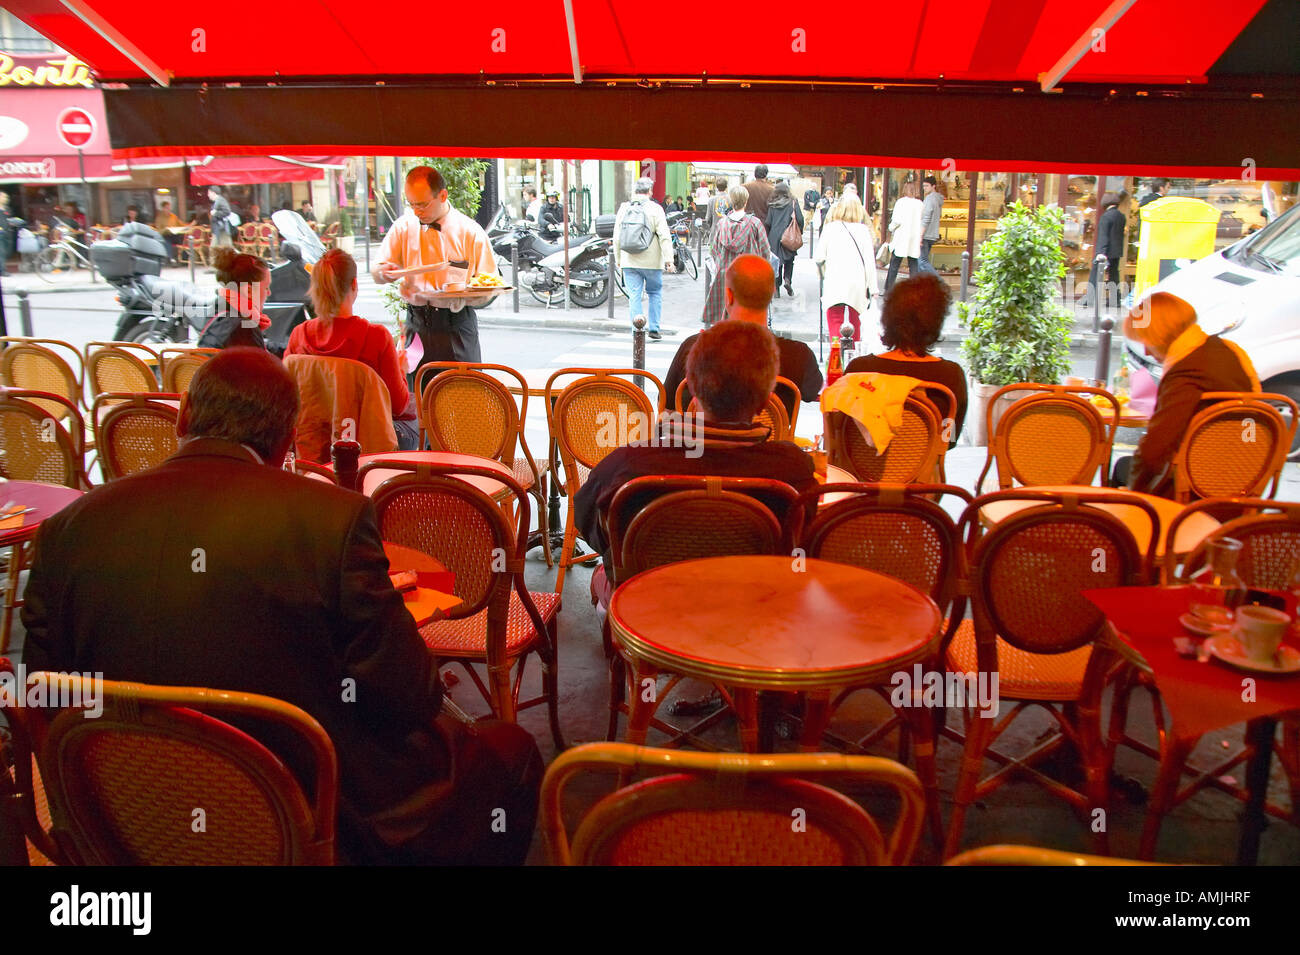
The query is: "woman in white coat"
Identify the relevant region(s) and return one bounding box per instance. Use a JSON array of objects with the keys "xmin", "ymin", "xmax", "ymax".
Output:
[
  {"xmin": 814, "ymin": 193, "xmax": 880, "ymax": 350},
  {"xmin": 885, "ymin": 181, "xmax": 923, "ymax": 291}
]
